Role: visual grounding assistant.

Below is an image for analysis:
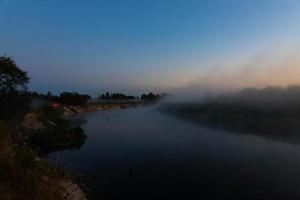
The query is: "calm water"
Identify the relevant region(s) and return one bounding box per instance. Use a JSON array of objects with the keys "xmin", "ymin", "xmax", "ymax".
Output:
[{"xmin": 49, "ymin": 106, "xmax": 300, "ymax": 199}]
